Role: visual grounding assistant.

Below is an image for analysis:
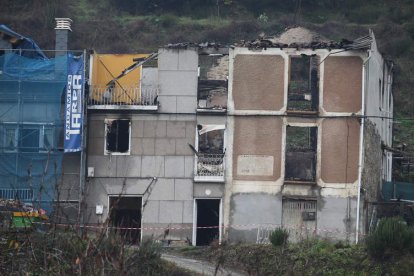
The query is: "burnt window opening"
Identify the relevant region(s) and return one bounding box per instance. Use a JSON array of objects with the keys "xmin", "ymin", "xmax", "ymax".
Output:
[
  {"xmin": 197, "ymin": 55, "xmax": 228, "ymax": 110},
  {"xmin": 285, "ymin": 126, "xmax": 317, "ymax": 182},
  {"xmin": 288, "ymin": 55, "xmax": 319, "ymax": 112},
  {"xmin": 109, "ymin": 196, "xmax": 142, "ymax": 244},
  {"xmin": 195, "ymin": 125, "xmax": 225, "ymax": 178},
  {"xmin": 106, "ymin": 119, "xmax": 130, "ymax": 154},
  {"xmin": 197, "ymin": 125, "xmax": 224, "ymax": 154}
]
